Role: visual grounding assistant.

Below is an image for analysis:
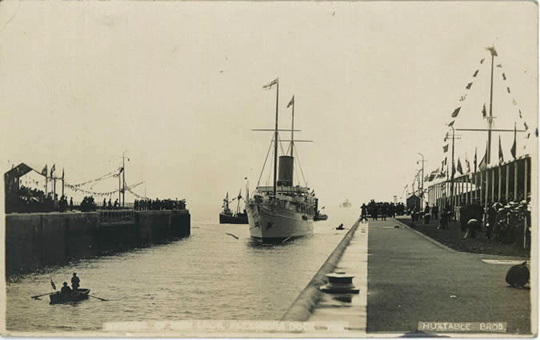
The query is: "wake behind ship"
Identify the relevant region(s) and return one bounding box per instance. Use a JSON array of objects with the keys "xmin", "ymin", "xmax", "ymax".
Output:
[{"xmin": 247, "ymin": 78, "xmax": 316, "ymax": 242}]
